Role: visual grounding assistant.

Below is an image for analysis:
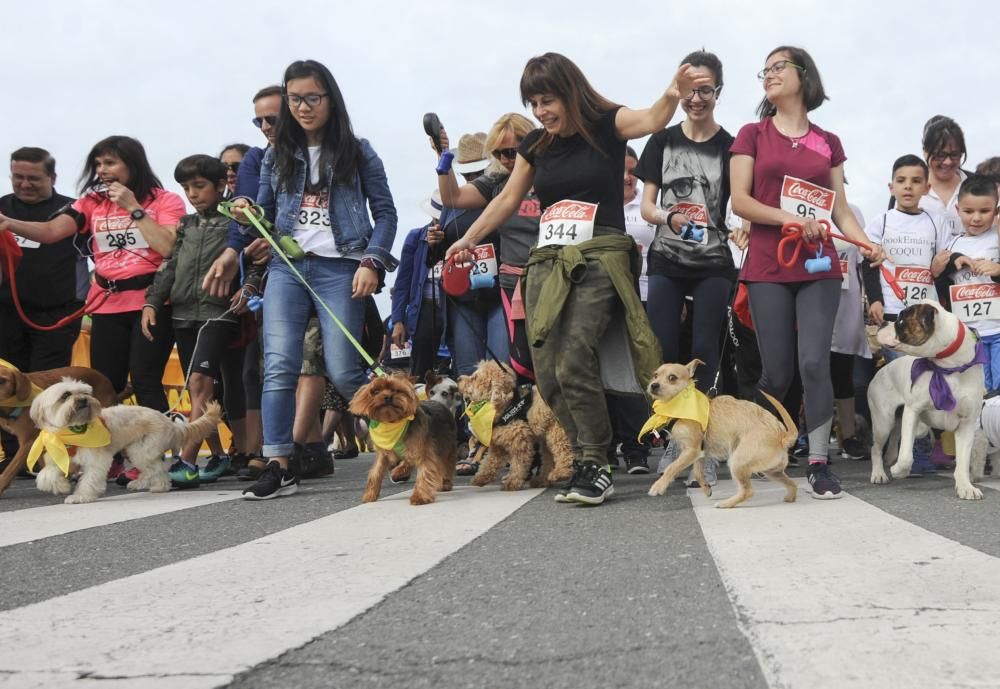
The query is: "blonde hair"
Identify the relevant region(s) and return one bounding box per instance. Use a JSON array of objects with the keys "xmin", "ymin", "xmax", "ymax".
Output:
[{"xmin": 485, "ymin": 113, "xmax": 536, "ymax": 162}]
